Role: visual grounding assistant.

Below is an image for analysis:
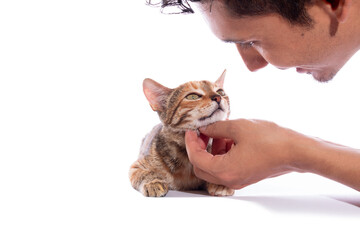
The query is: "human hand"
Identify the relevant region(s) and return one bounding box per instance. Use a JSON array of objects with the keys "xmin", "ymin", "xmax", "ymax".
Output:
[{"xmin": 185, "ymin": 119, "xmax": 301, "ymax": 189}]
